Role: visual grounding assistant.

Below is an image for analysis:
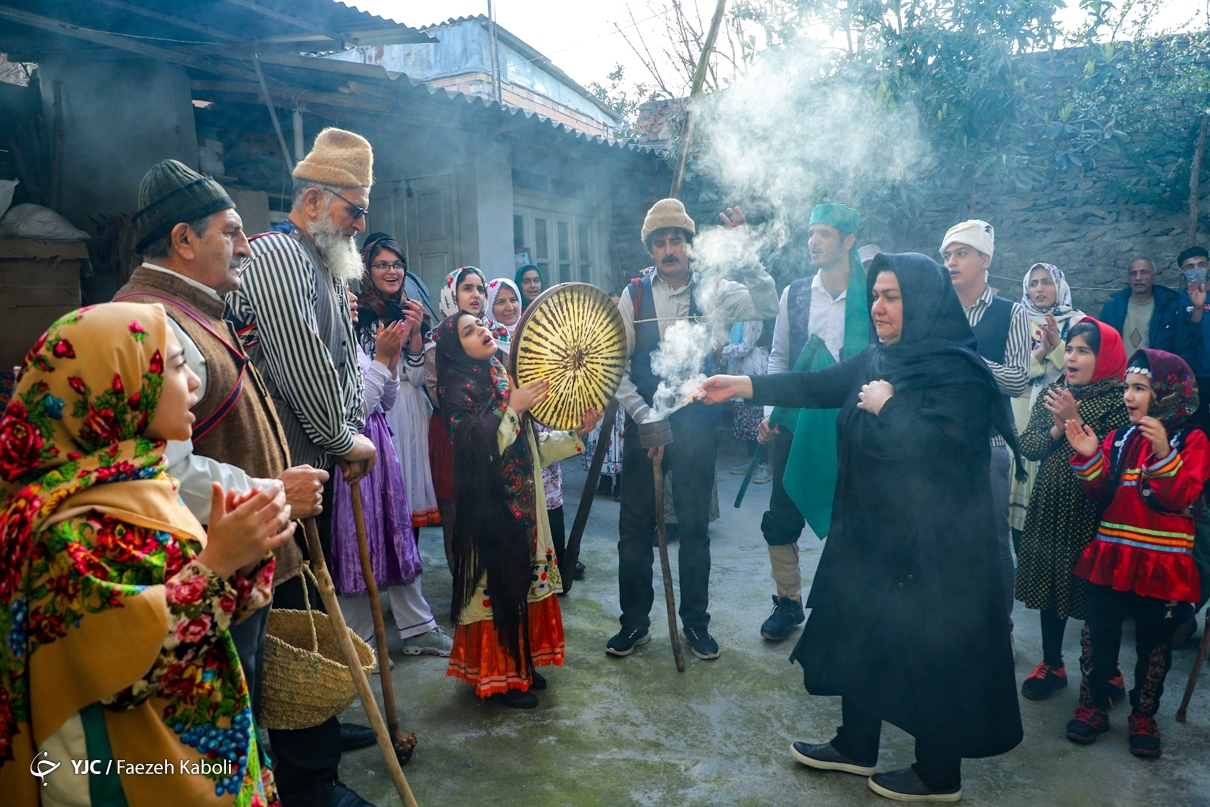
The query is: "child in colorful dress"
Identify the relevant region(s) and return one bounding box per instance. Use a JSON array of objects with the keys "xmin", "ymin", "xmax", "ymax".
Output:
[
  {"xmin": 1065, "ymin": 348, "xmax": 1207, "ymax": 757},
  {"xmin": 435, "ymin": 311, "xmax": 600, "ymax": 708}
]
